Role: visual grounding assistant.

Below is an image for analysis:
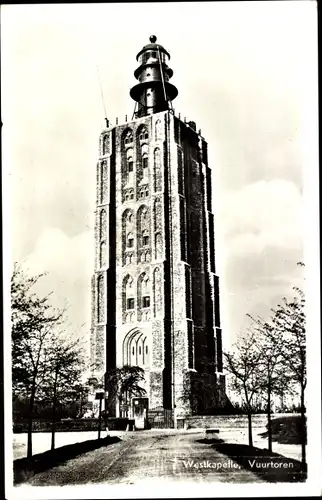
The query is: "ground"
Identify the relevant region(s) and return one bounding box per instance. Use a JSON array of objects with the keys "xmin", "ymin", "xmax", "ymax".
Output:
[
  {"xmin": 13, "ymin": 419, "xmax": 302, "ymax": 462},
  {"xmin": 19, "ymin": 430, "xmax": 264, "ymax": 485}
]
